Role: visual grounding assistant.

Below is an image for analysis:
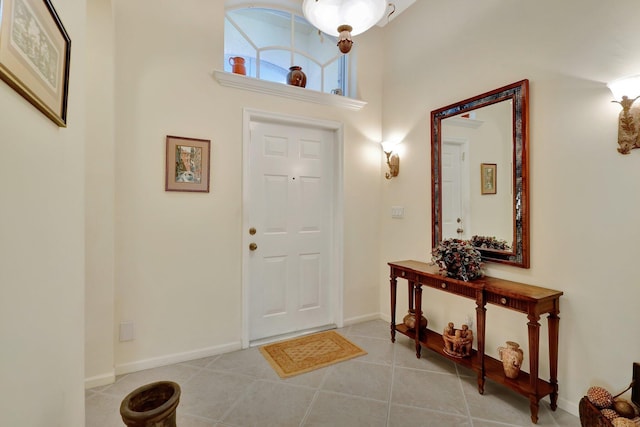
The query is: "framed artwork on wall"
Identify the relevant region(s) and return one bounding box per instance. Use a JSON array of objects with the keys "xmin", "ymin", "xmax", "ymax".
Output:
[
  {"xmin": 165, "ymin": 135, "xmax": 211, "ymax": 193},
  {"xmin": 0, "ymin": 0, "xmax": 71, "ymax": 126},
  {"xmin": 480, "ymin": 163, "xmax": 497, "ymax": 195}
]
